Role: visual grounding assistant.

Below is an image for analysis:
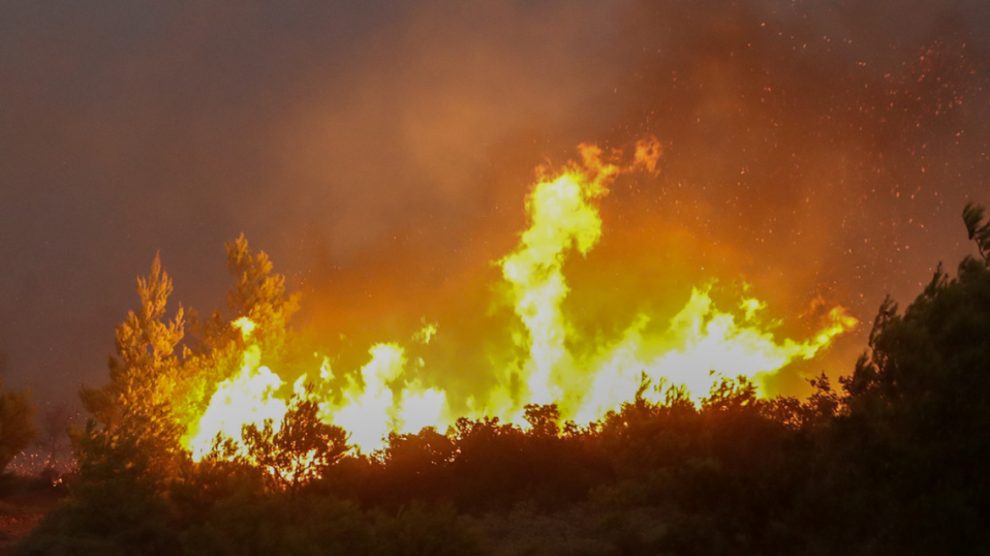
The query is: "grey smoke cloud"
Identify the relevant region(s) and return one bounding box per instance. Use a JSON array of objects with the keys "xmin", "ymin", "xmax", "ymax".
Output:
[{"xmin": 1, "ymin": 0, "xmax": 988, "ymax": 406}]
